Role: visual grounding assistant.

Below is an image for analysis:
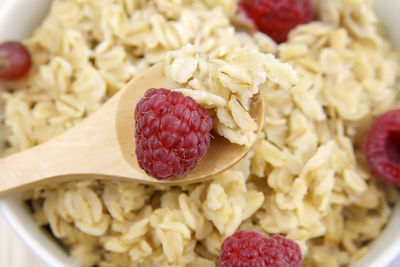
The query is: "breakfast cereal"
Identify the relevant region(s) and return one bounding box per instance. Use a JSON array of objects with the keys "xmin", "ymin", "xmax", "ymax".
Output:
[{"xmin": 0, "ymin": 0, "xmax": 399, "ymax": 266}]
